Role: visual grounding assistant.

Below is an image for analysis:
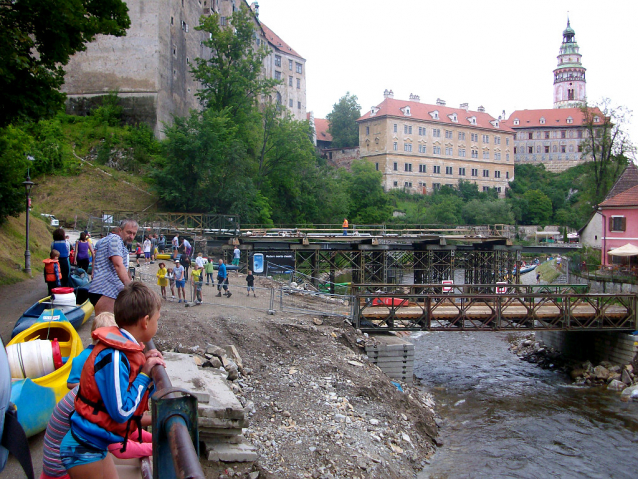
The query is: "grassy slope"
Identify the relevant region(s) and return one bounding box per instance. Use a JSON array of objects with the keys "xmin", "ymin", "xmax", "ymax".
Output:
[
  {"xmin": 0, "ymin": 214, "xmax": 53, "ymax": 285},
  {"xmin": 32, "ymin": 161, "xmax": 158, "ymax": 227}
]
